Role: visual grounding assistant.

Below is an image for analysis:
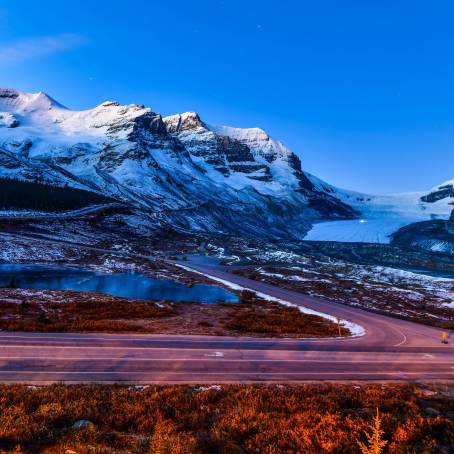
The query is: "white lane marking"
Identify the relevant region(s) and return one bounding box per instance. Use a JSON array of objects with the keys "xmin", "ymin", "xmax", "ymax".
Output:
[
  {"xmin": 424, "ymin": 354, "xmax": 435, "ymax": 359},
  {"xmin": 204, "ymin": 352, "xmax": 224, "ymax": 357},
  {"xmin": 393, "ymin": 332, "xmax": 408, "ymax": 347},
  {"xmin": 0, "ymin": 357, "xmax": 449, "ymax": 363},
  {"xmin": 0, "ymin": 345, "xmax": 376, "ymax": 353},
  {"xmin": 0, "ymin": 371, "xmax": 453, "ymax": 375},
  {"xmin": 0, "ymin": 345, "xmax": 452, "ymax": 357},
  {"xmin": 174, "ymin": 264, "xmax": 366, "ymax": 337}
]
